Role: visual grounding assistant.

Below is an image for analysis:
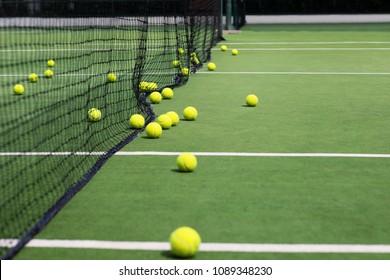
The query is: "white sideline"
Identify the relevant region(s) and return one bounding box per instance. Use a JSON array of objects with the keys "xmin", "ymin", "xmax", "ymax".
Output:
[
  {"xmin": 1, "ymin": 239, "xmax": 390, "ymax": 253},
  {"xmin": 116, "ymin": 152, "xmax": 390, "ymax": 158},
  {"xmin": 2, "ymin": 71, "xmax": 390, "ymax": 77},
  {"xmin": 216, "ymin": 48, "xmax": 390, "ymax": 51},
  {"xmin": 2, "ymin": 72, "xmax": 390, "ymax": 78},
  {"xmin": 3, "ymin": 72, "xmax": 390, "ymax": 77},
  {"xmin": 218, "ymin": 41, "xmax": 390, "ymax": 45},
  {"xmin": 6, "ymin": 47, "xmax": 388, "ymax": 52},
  {"xmin": 198, "ymin": 71, "xmax": 390, "ymax": 75},
  {"xmin": 245, "ymin": 14, "xmax": 390, "ymax": 24},
  {"xmin": 1, "ymin": 151, "xmax": 390, "ymax": 158}
]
